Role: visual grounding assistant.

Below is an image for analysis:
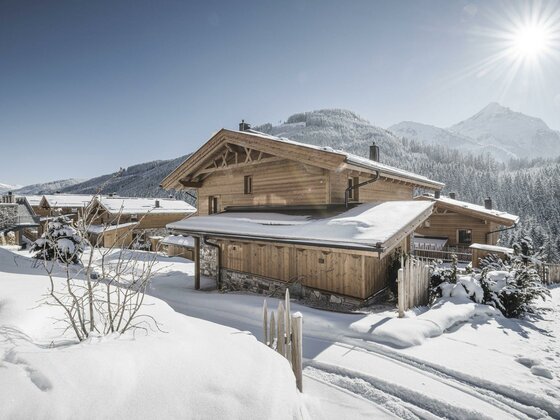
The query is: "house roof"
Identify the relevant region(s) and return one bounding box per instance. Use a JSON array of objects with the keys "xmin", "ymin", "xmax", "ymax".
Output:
[
  {"xmin": 95, "ymin": 197, "xmax": 196, "ymax": 215},
  {"xmin": 161, "ymin": 128, "xmax": 444, "ymax": 191},
  {"xmin": 41, "ymin": 194, "xmax": 95, "ymax": 208},
  {"xmin": 415, "ymin": 194, "xmax": 519, "ymax": 226},
  {"xmin": 161, "ymin": 235, "xmax": 195, "ymax": 248},
  {"xmin": 167, "ymin": 201, "xmax": 434, "ymax": 254},
  {"xmin": 469, "ymin": 243, "xmax": 513, "ymax": 254},
  {"xmin": 86, "ymin": 222, "xmax": 139, "ymax": 234},
  {"xmin": 23, "ymin": 195, "xmax": 43, "ymax": 207}
]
